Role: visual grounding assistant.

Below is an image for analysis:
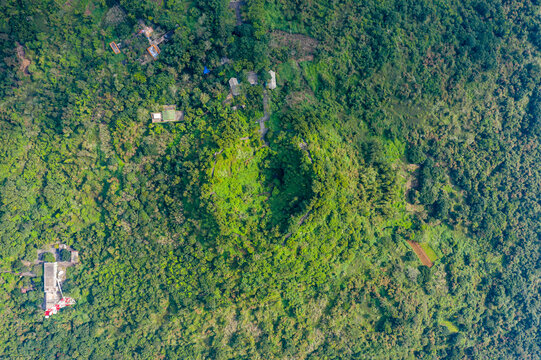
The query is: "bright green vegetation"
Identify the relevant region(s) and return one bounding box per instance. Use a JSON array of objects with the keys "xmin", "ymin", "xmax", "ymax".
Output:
[
  {"xmin": 210, "ymin": 140, "xmax": 268, "ymax": 236},
  {"xmin": 420, "ymin": 243, "xmax": 438, "ymax": 262},
  {"xmin": 0, "ymin": 0, "xmax": 540, "ymax": 359},
  {"xmin": 441, "ymin": 320, "xmax": 460, "ymax": 334}
]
